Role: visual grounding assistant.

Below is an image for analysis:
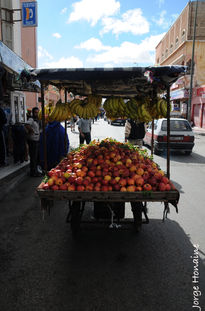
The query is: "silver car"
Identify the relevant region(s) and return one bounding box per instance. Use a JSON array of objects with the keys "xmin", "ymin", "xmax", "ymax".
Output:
[{"xmin": 143, "ymin": 118, "xmax": 195, "ymax": 155}]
